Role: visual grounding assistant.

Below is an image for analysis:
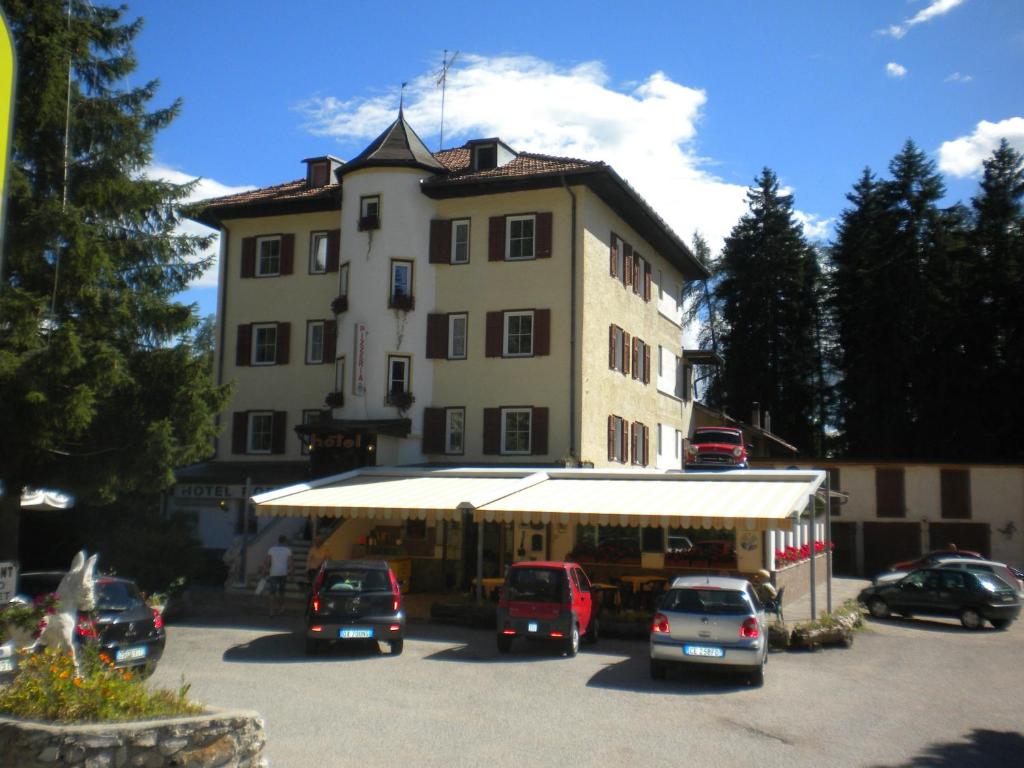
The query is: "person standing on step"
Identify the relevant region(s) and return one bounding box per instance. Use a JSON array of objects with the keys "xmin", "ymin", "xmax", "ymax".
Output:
[{"xmin": 264, "ymin": 535, "xmax": 292, "ymax": 617}]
